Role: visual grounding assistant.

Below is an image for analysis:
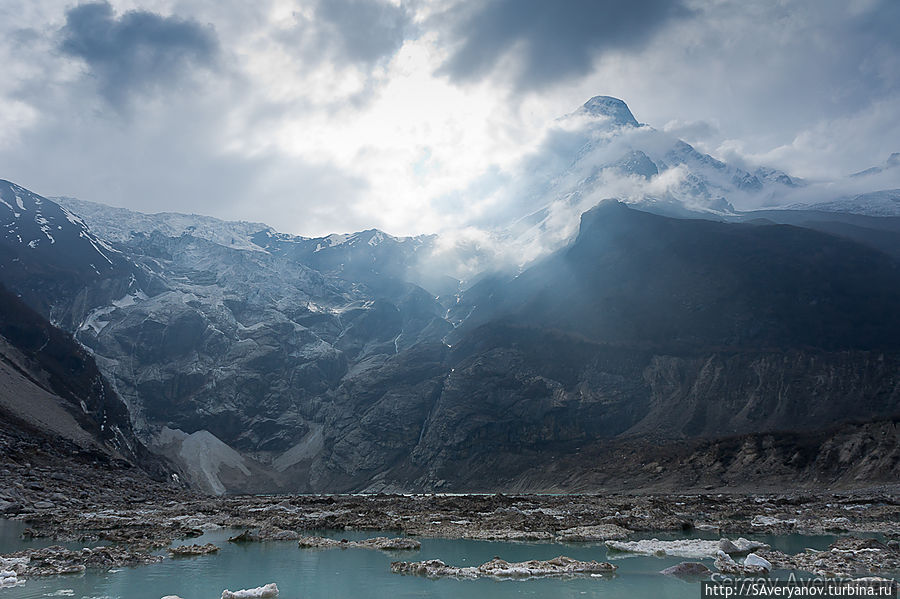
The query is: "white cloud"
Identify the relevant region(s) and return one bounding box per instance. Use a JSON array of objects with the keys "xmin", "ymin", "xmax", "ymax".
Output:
[{"xmin": 0, "ymin": 0, "xmax": 897, "ymax": 239}]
